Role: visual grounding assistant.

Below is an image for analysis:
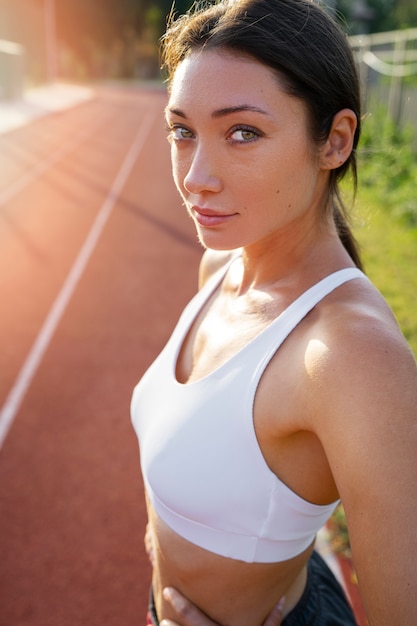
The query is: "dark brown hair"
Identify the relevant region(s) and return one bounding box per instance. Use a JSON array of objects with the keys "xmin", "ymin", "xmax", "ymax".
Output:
[{"xmin": 162, "ymin": 0, "xmax": 363, "ymax": 269}]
